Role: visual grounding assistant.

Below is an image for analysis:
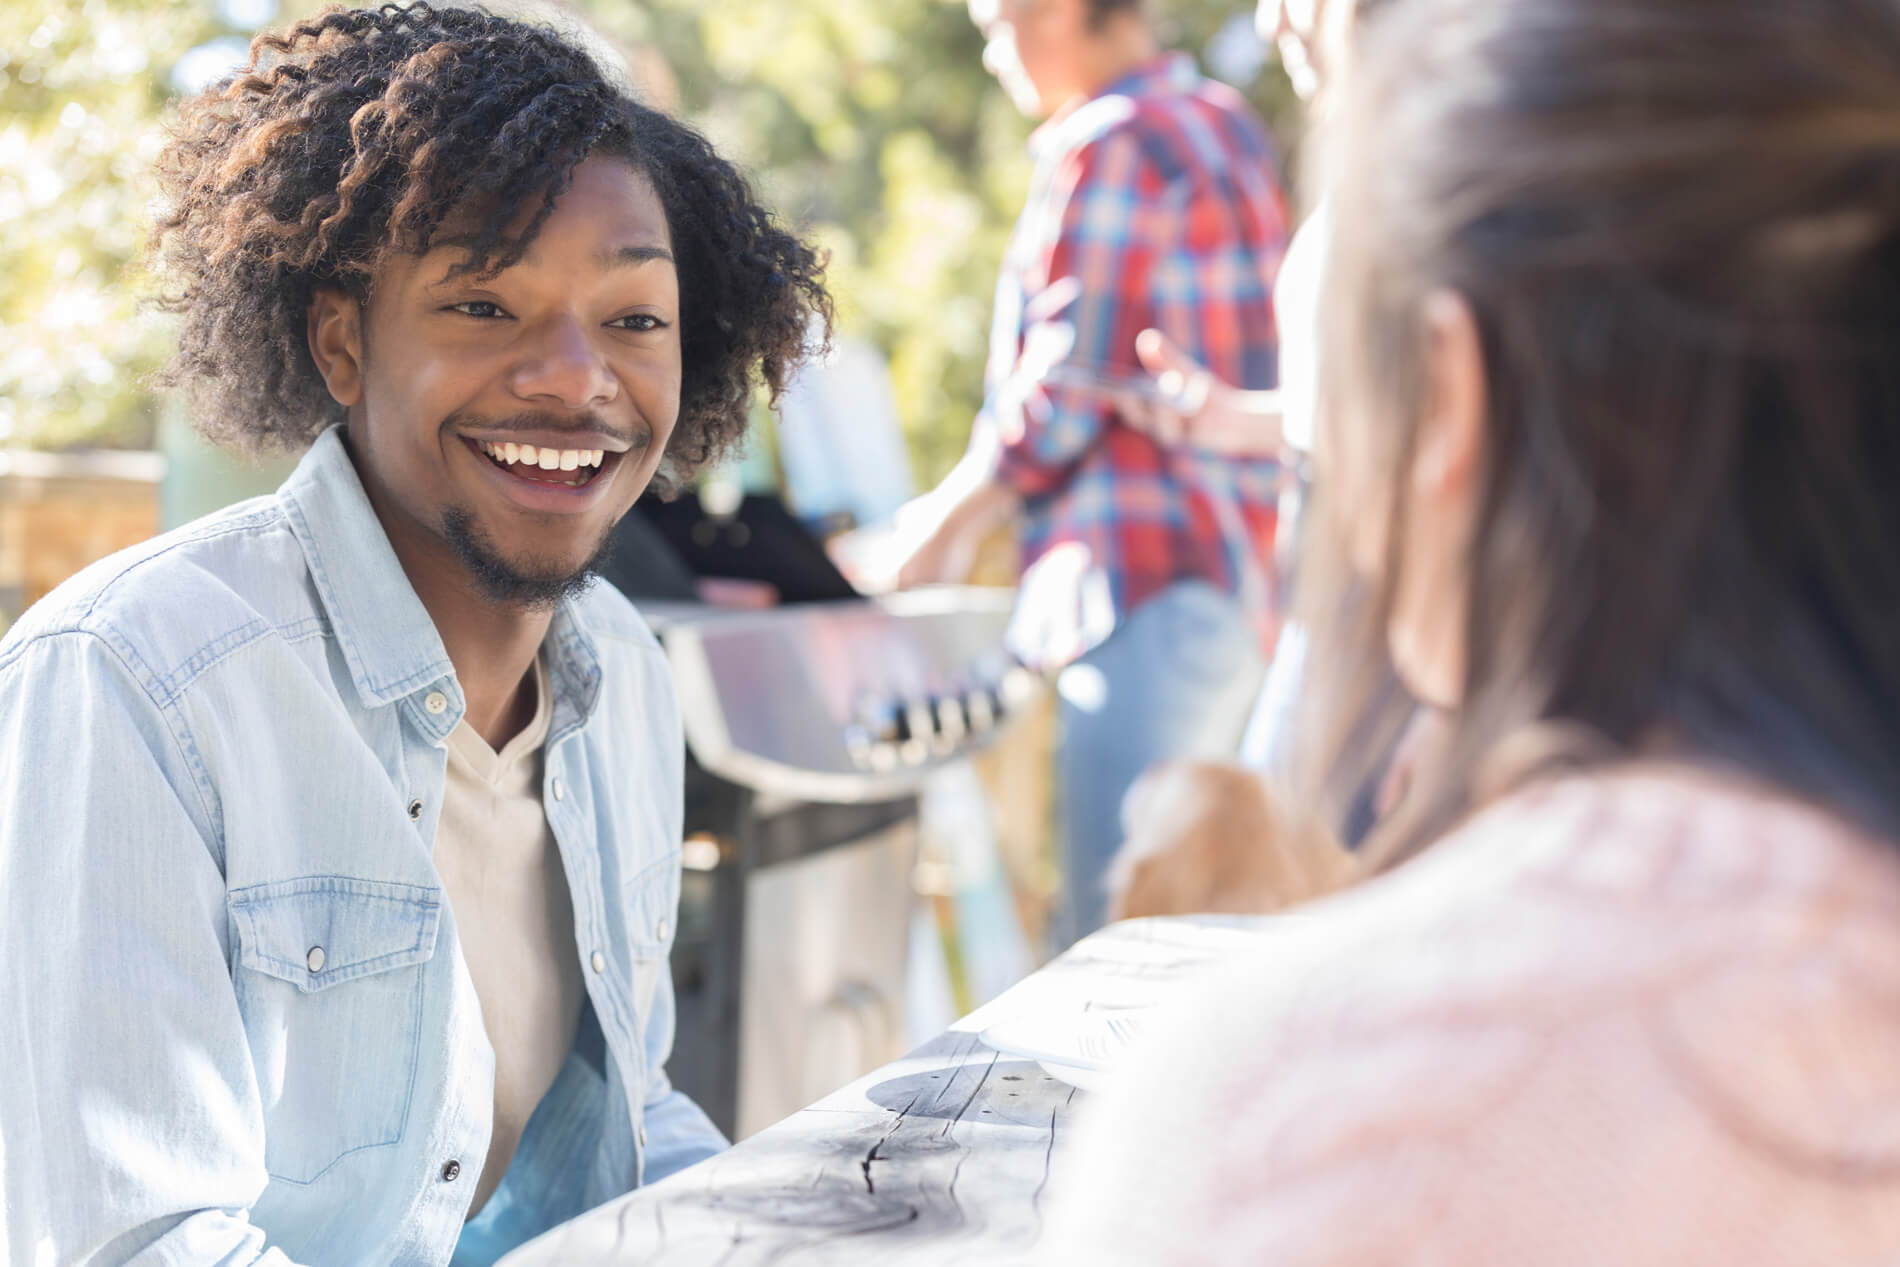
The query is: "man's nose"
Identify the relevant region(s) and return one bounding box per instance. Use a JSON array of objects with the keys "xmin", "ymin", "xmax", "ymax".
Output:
[{"xmin": 511, "ymin": 314, "xmax": 617, "ymax": 408}]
